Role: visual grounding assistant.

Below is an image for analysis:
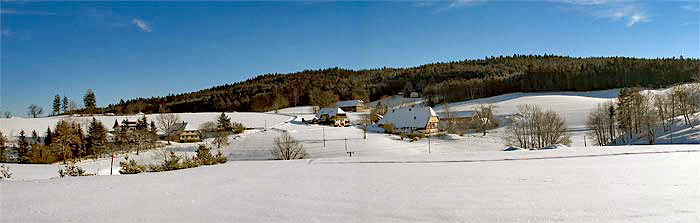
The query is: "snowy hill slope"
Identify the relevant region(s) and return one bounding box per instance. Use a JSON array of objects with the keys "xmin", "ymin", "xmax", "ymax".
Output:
[
  {"xmin": 434, "ymin": 89, "xmax": 620, "ymax": 129},
  {"xmin": 618, "ymin": 115, "xmax": 700, "ymax": 145}
]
